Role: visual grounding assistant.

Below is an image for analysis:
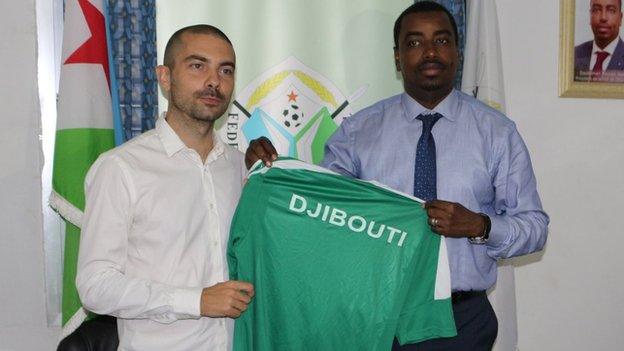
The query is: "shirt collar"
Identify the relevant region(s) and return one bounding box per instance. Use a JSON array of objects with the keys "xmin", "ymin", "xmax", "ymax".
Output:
[
  {"xmin": 593, "ymin": 36, "xmax": 621, "ymax": 56},
  {"xmin": 156, "ymin": 113, "xmax": 226, "ymax": 161},
  {"xmin": 156, "ymin": 114, "xmax": 186, "ymax": 157},
  {"xmin": 401, "ymin": 89, "xmax": 459, "ymax": 122}
]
